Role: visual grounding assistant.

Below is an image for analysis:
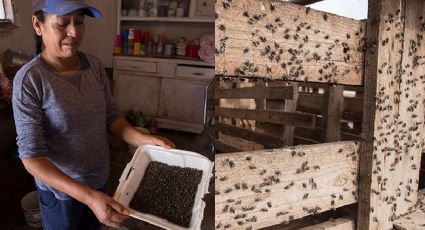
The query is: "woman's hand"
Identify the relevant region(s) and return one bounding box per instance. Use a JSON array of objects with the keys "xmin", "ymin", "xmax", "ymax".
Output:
[
  {"xmin": 86, "ymin": 190, "xmax": 129, "ymax": 228},
  {"xmin": 110, "ymin": 118, "xmax": 176, "ymax": 149},
  {"xmin": 147, "ymin": 135, "xmax": 176, "ymax": 149}
]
